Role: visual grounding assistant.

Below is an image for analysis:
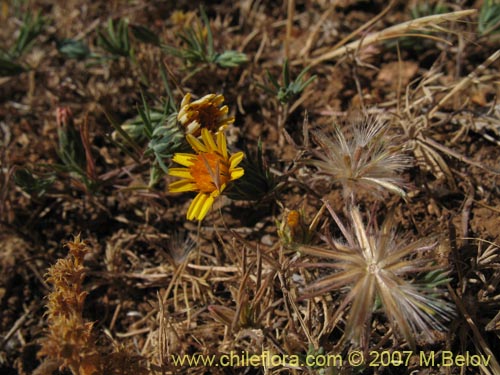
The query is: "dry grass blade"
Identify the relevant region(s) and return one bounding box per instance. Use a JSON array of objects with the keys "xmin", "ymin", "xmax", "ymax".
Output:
[
  {"xmin": 308, "ymin": 9, "xmax": 476, "ymax": 67},
  {"xmin": 420, "ymin": 135, "xmax": 500, "ymax": 175},
  {"xmin": 486, "ymin": 311, "xmax": 500, "ymax": 332},
  {"xmin": 300, "ymin": 0, "xmax": 396, "ymax": 59},
  {"xmin": 428, "ymin": 49, "xmax": 500, "ymax": 118},
  {"xmin": 448, "ymin": 286, "xmax": 500, "ymax": 374}
]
